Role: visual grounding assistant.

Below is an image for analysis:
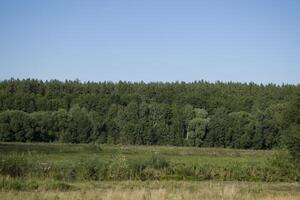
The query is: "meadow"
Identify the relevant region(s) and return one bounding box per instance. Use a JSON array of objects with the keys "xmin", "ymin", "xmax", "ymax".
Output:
[{"xmin": 0, "ymin": 143, "xmax": 299, "ymax": 199}]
